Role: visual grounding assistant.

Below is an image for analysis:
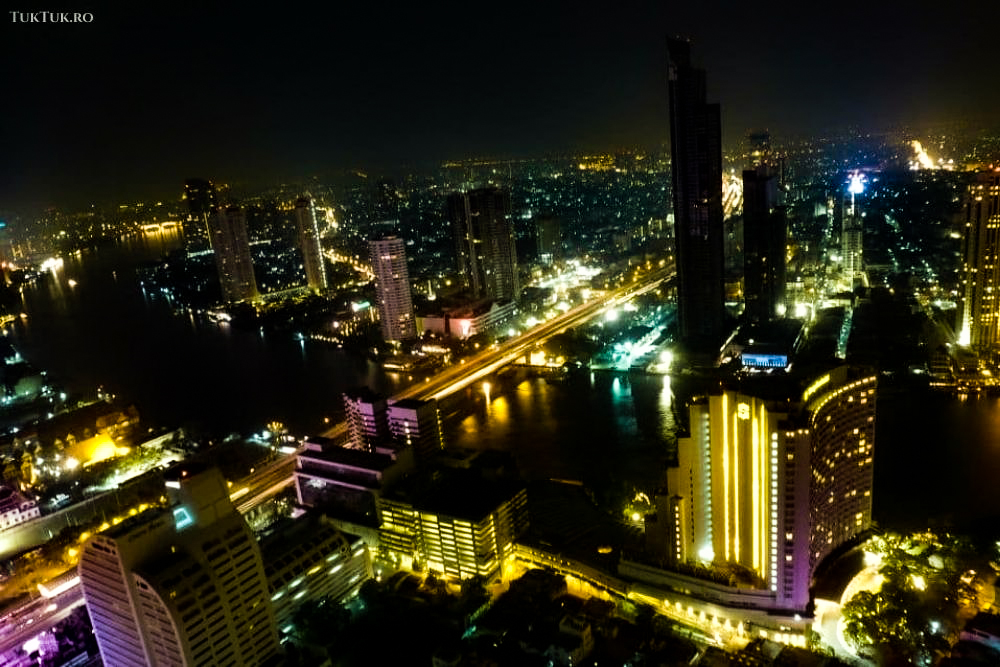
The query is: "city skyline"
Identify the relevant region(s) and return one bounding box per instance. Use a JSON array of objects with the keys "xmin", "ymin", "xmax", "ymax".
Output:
[{"xmin": 4, "ymin": 2, "xmax": 1000, "ymax": 211}]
